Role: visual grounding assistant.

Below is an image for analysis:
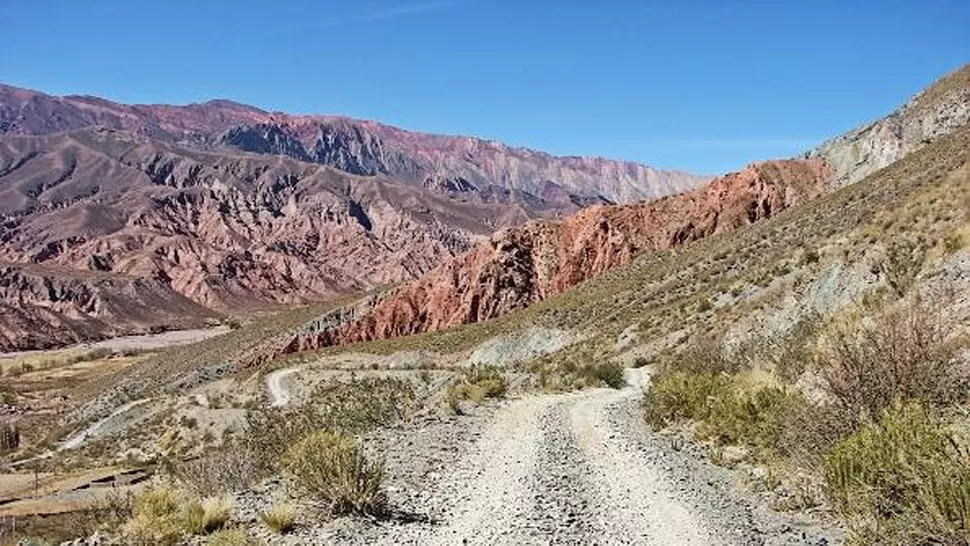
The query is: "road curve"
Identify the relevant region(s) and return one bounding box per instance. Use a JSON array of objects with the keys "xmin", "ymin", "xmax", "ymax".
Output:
[{"xmin": 266, "ymin": 367, "xmax": 300, "ymax": 407}]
